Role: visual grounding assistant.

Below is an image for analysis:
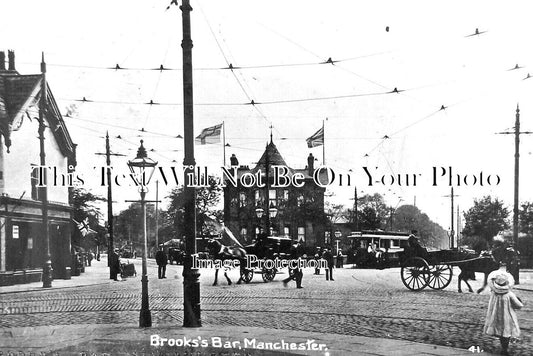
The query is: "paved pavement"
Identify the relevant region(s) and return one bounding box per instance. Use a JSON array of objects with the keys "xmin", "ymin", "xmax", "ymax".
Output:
[{"xmin": 2, "ymin": 258, "xmax": 532, "ymax": 355}]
